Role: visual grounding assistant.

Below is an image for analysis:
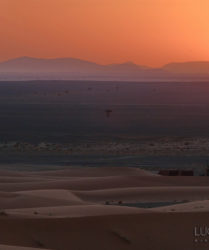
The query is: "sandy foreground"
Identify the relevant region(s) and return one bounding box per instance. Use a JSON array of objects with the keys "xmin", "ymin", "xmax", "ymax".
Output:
[
  {"xmin": 0, "ymin": 167, "xmax": 209, "ymax": 250},
  {"xmin": 0, "ymin": 245, "xmax": 51, "ymax": 250}
]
